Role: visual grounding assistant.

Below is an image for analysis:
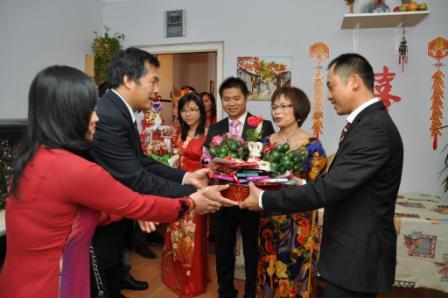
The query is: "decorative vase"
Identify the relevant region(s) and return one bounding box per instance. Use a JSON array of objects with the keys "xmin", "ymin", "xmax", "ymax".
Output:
[
  {"xmin": 247, "ymin": 141, "xmax": 263, "ymax": 162},
  {"xmin": 370, "ymin": 0, "xmax": 390, "ymax": 13}
]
